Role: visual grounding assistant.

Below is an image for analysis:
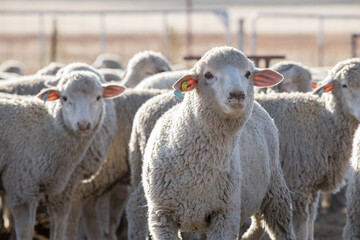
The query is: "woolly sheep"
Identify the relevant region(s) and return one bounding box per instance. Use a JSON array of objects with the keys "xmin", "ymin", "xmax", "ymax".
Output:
[
  {"xmin": 0, "ymin": 60, "xmax": 24, "ymax": 75},
  {"xmin": 0, "ymin": 70, "xmax": 125, "ymax": 240},
  {"xmin": 255, "ymin": 61, "xmax": 312, "ymax": 94},
  {"xmin": 252, "ymin": 58, "xmax": 360, "ymax": 240},
  {"xmin": 121, "ymin": 50, "xmax": 173, "ymax": 88},
  {"xmin": 135, "ymin": 70, "xmax": 188, "ymax": 90},
  {"xmin": 98, "ymin": 68, "xmax": 126, "ymax": 82},
  {"xmin": 0, "ymin": 75, "xmax": 51, "ymax": 95},
  {"xmin": 343, "ymin": 126, "xmax": 360, "ymax": 239},
  {"xmin": 128, "ymin": 46, "xmax": 295, "ymax": 240},
  {"xmin": 36, "ymin": 62, "xmax": 65, "ymax": 76},
  {"xmin": 38, "ymin": 63, "xmax": 121, "ymax": 240},
  {"xmin": 92, "ymin": 52, "xmax": 124, "ymax": 70},
  {"xmin": 61, "ymin": 88, "xmax": 167, "ymax": 240}
]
